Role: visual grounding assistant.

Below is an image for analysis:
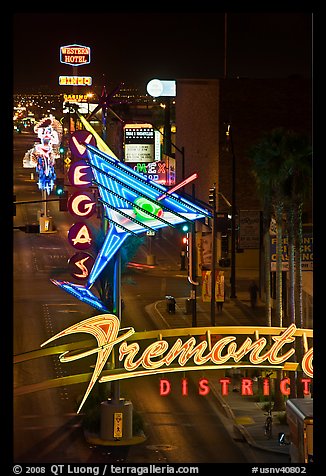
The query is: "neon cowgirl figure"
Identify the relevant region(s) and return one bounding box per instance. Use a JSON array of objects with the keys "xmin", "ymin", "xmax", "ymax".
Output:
[{"xmin": 34, "ymin": 117, "xmax": 60, "ymax": 195}]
